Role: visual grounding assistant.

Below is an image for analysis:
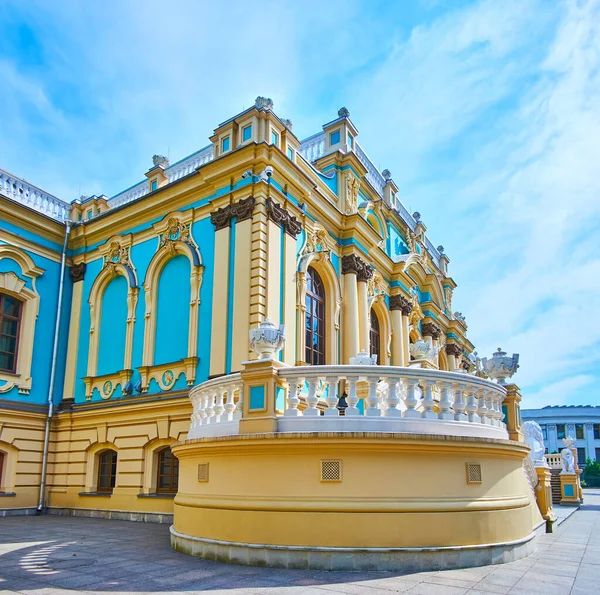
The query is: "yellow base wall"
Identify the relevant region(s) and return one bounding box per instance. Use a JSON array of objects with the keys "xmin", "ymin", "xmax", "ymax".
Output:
[
  {"xmin": 1, "ymin": 397, "xmax": 191, "ymax": 517},
  {"xmin": 173, "ymin": 433, "xmax": 542, "ymax": 549}
]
